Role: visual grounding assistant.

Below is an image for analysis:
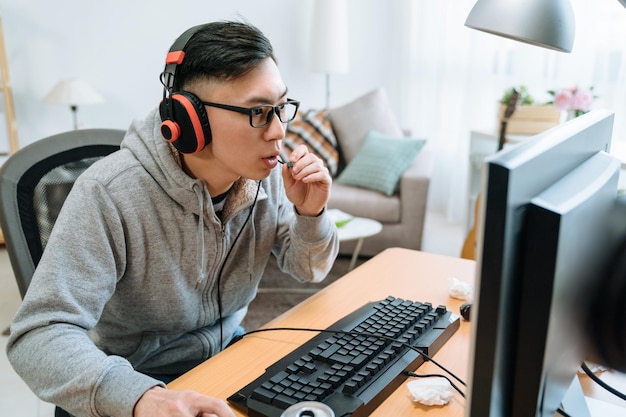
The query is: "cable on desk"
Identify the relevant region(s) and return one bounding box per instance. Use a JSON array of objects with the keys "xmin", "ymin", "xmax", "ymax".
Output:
[
  {"xmin": 556, "ymin": 407, "xmax": 572, "ymax": 417},
  {"xmin": 581, "ymin": 361, "xmax": 626, "ymax": 401},
  {"xmin": 229, "ymin": 326, "xmax": 467, "ymax": 389},
  {"xmin": 403, "ymin": 371, "xmax": 466, "ymax": 398}
]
